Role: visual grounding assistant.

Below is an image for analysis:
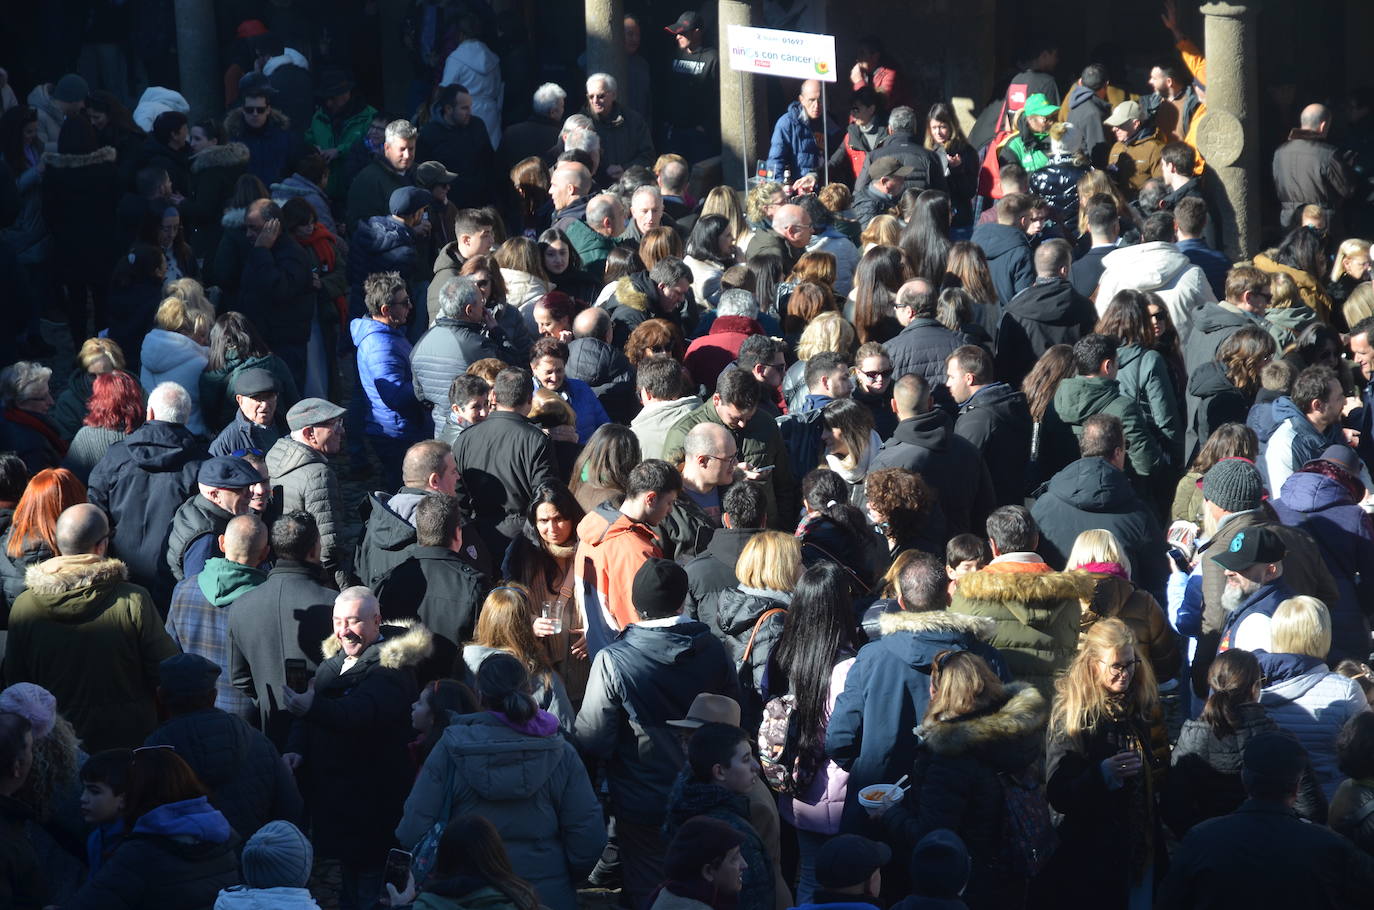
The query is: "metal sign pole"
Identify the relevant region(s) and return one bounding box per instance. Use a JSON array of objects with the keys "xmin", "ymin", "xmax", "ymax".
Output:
[
  {"xmin": 741, "ymin": 68, "xmax": 750, "ymax": 192},
  {"xmin": 820, "ymin": 80, "xmax": 829, "ymax": 186}
]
